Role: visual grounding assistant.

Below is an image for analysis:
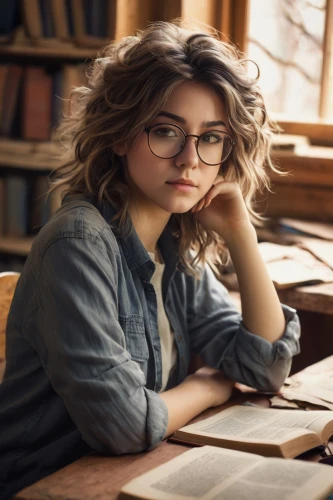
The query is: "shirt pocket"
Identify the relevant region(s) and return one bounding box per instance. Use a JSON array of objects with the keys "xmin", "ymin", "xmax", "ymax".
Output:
[{"xmin": 118, "ymin": 315, "xmax": 149, "ymax": 363}]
